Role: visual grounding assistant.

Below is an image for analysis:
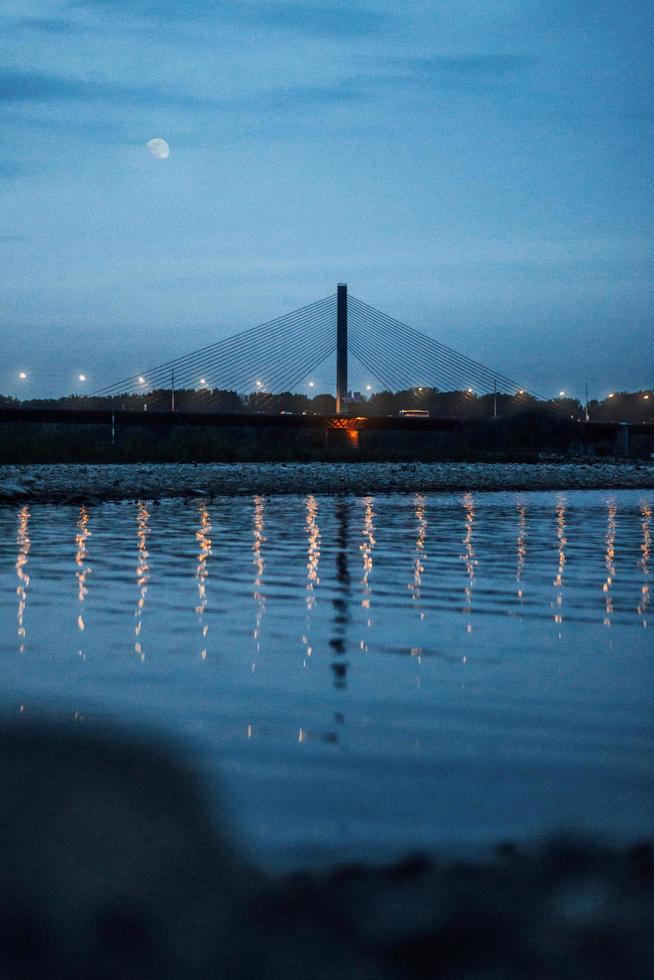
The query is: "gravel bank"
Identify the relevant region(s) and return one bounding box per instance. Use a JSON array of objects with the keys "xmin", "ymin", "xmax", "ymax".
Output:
[{"xmin": 1, "ymin": 461, "xmax": 653, "ymax": 502}]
